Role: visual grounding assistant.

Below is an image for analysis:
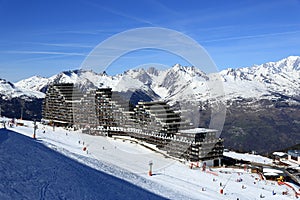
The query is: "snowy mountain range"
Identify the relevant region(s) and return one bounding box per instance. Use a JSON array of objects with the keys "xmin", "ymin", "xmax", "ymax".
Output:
[
  {"xmin": 11, "ymin": 56, "xmax": 300, "ymax": 104},
  {"xmin": 1, "ymin": 56, "xmax": 299, "ymax": 153},
  {"xmin": 0, "ymin": 78, "xmax": 44, "ymax": 100}
]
